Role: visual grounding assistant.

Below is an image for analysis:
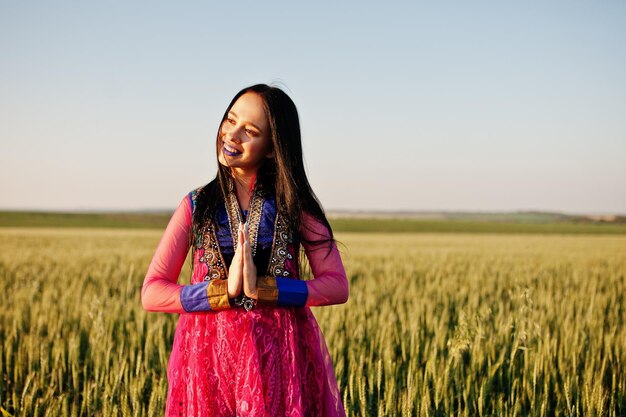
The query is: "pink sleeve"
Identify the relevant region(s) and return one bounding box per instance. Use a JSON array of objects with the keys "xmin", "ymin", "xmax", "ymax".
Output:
[
  {"xmin": 301, "ymin": 212, "xmax": 350, "ymax": 307},
  {"xmin": 141, "ymin": 194, "xmax": 191, "ymax": 314}
]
